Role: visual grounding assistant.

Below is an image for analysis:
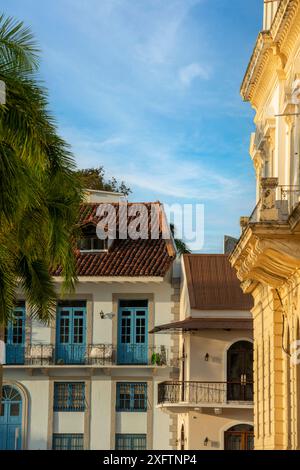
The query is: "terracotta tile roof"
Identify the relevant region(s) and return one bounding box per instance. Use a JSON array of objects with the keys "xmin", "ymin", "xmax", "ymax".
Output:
[
  {"xmin": 53, "ymin": 202, "xmax": 175, "ymax": 277},
  {"xmin": 183, "ymin": 254, "xmax": 253, "ymax": 311}
]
